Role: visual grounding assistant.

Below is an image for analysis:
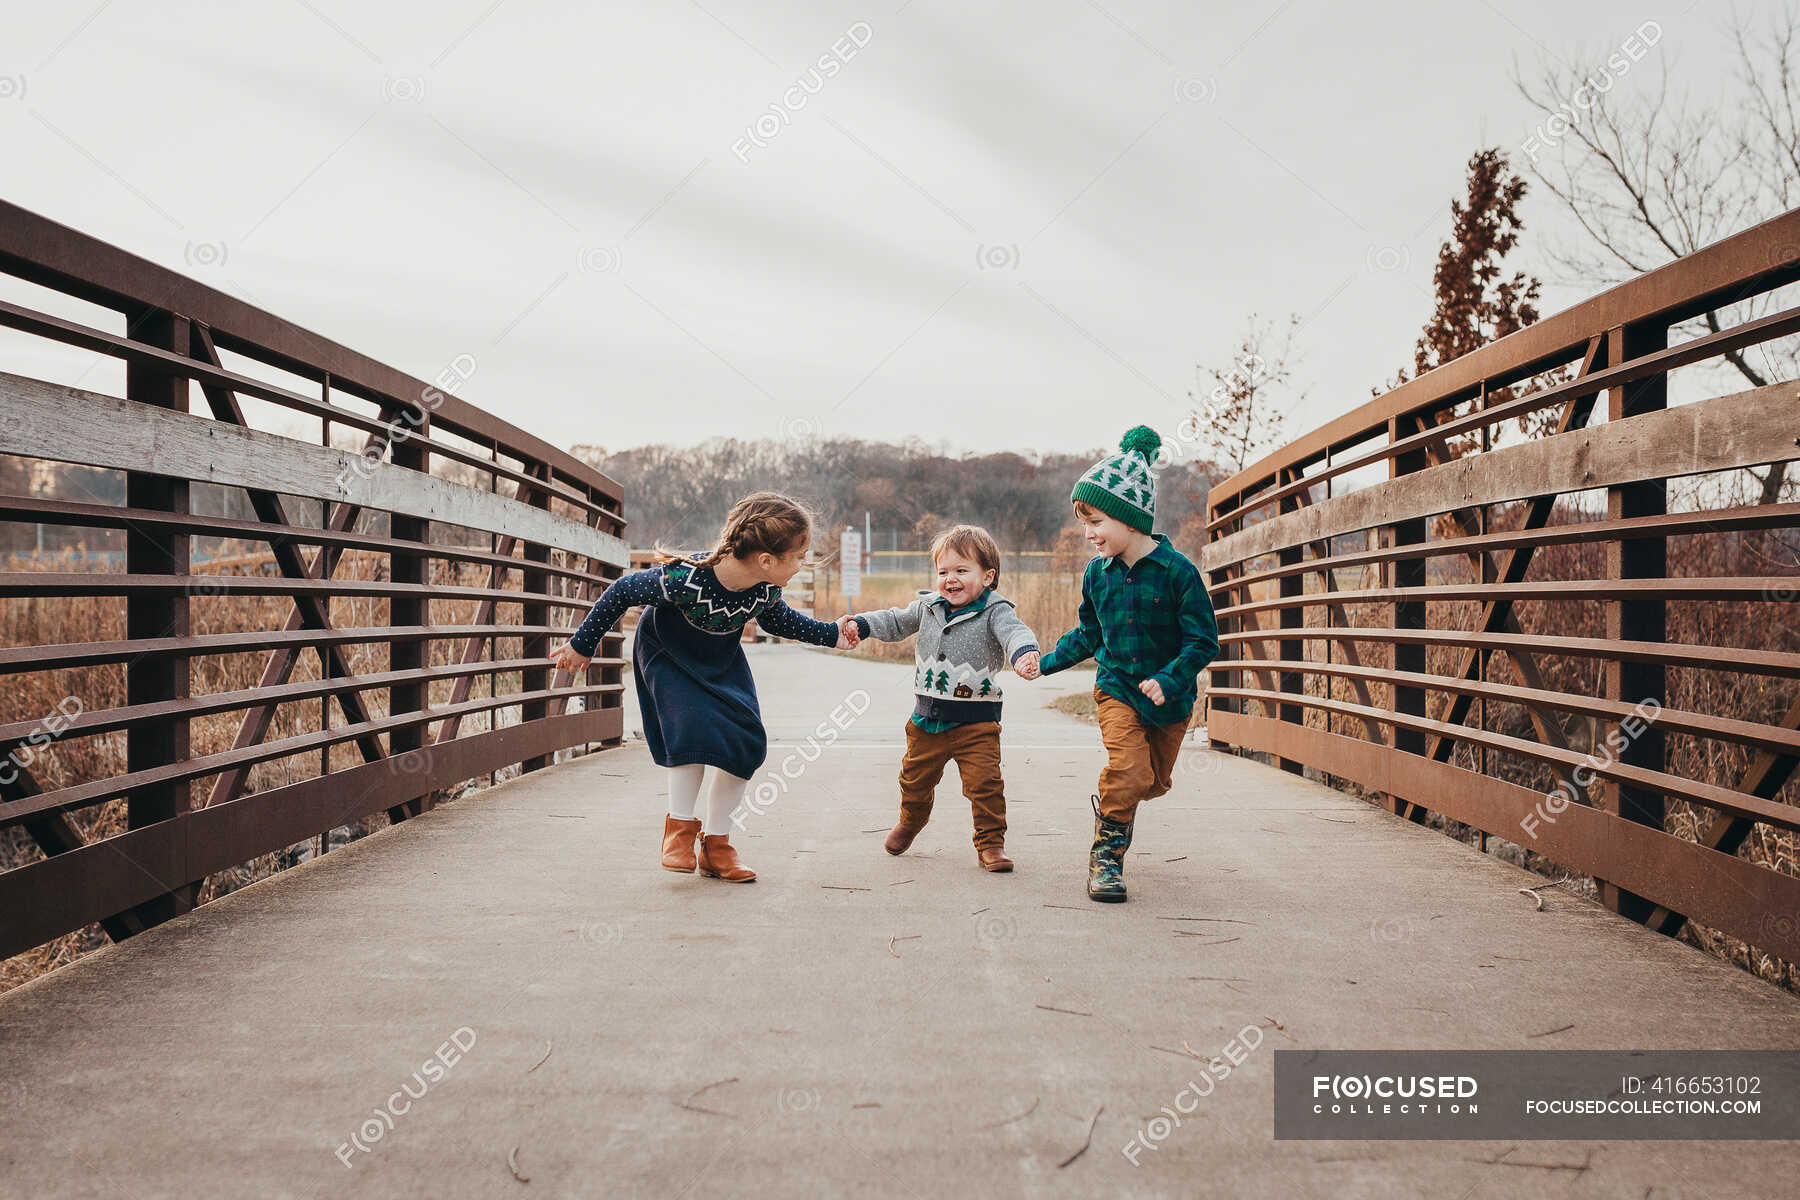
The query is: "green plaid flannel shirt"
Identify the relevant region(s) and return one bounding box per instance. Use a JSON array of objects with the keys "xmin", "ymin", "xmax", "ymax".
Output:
[{"xmin": 1040, "ymin": 534, "xmax": 1219, "ymax": 726}]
